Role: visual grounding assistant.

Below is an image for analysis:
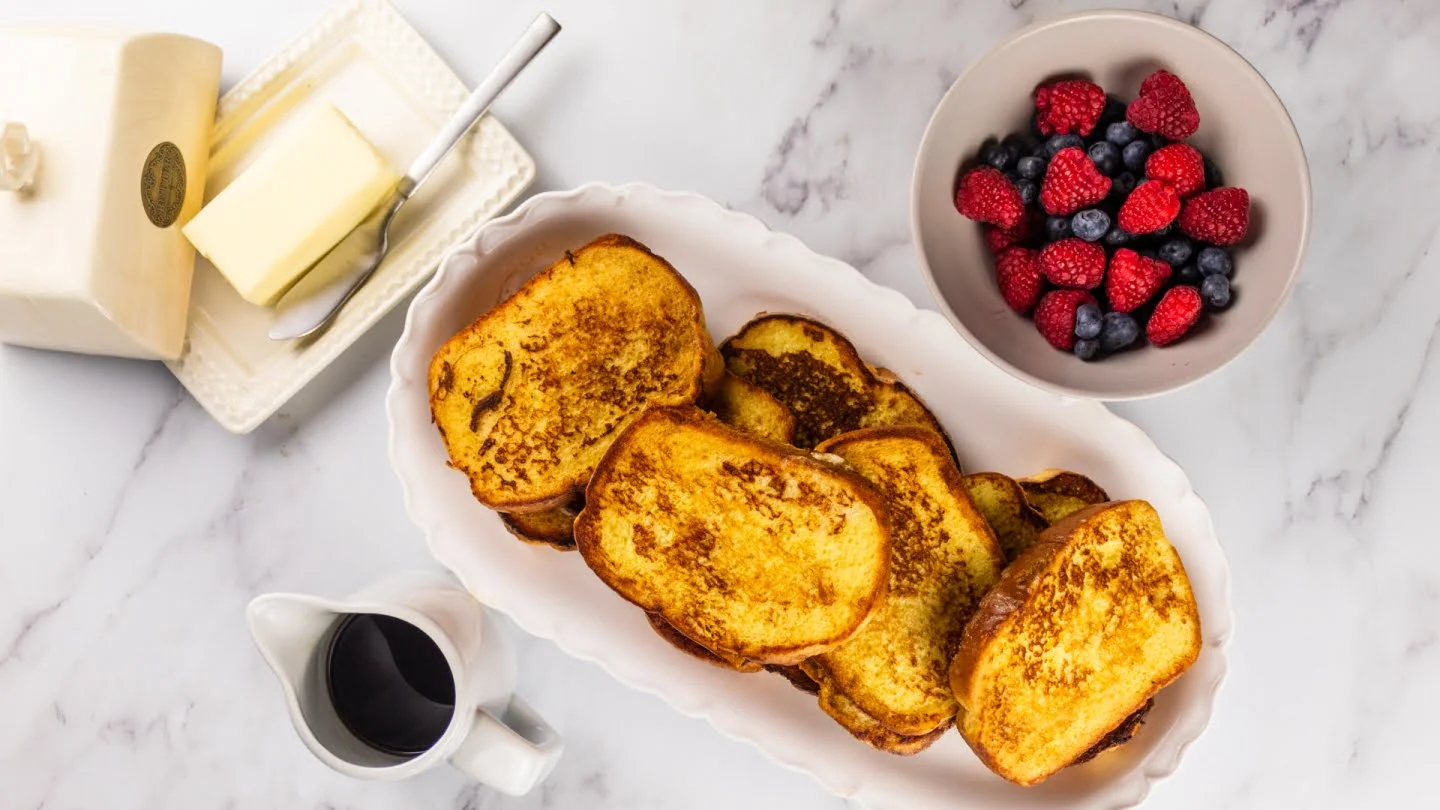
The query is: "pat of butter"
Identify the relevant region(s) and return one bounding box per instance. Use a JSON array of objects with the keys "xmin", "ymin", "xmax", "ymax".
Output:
[{"xmin": 183, "ymin": 104, "xmax": 400, "ymax": 306}]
